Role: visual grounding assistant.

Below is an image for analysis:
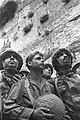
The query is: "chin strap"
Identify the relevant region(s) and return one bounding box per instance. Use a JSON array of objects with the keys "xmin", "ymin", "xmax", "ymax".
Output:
[{"xmin": 24, "ymin": 77, "xmax": 35, "ymax": 105}]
